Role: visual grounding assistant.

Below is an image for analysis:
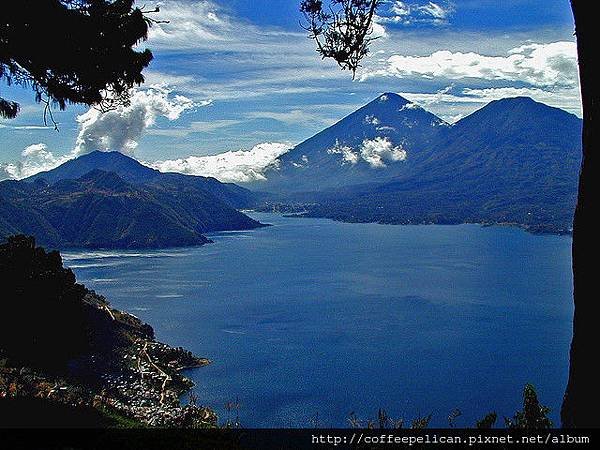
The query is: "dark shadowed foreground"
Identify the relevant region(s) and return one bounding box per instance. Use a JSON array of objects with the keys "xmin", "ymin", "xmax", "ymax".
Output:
[{"xmin": 0, "ymin": 235, "xmax": 215, "ymax": 427}]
